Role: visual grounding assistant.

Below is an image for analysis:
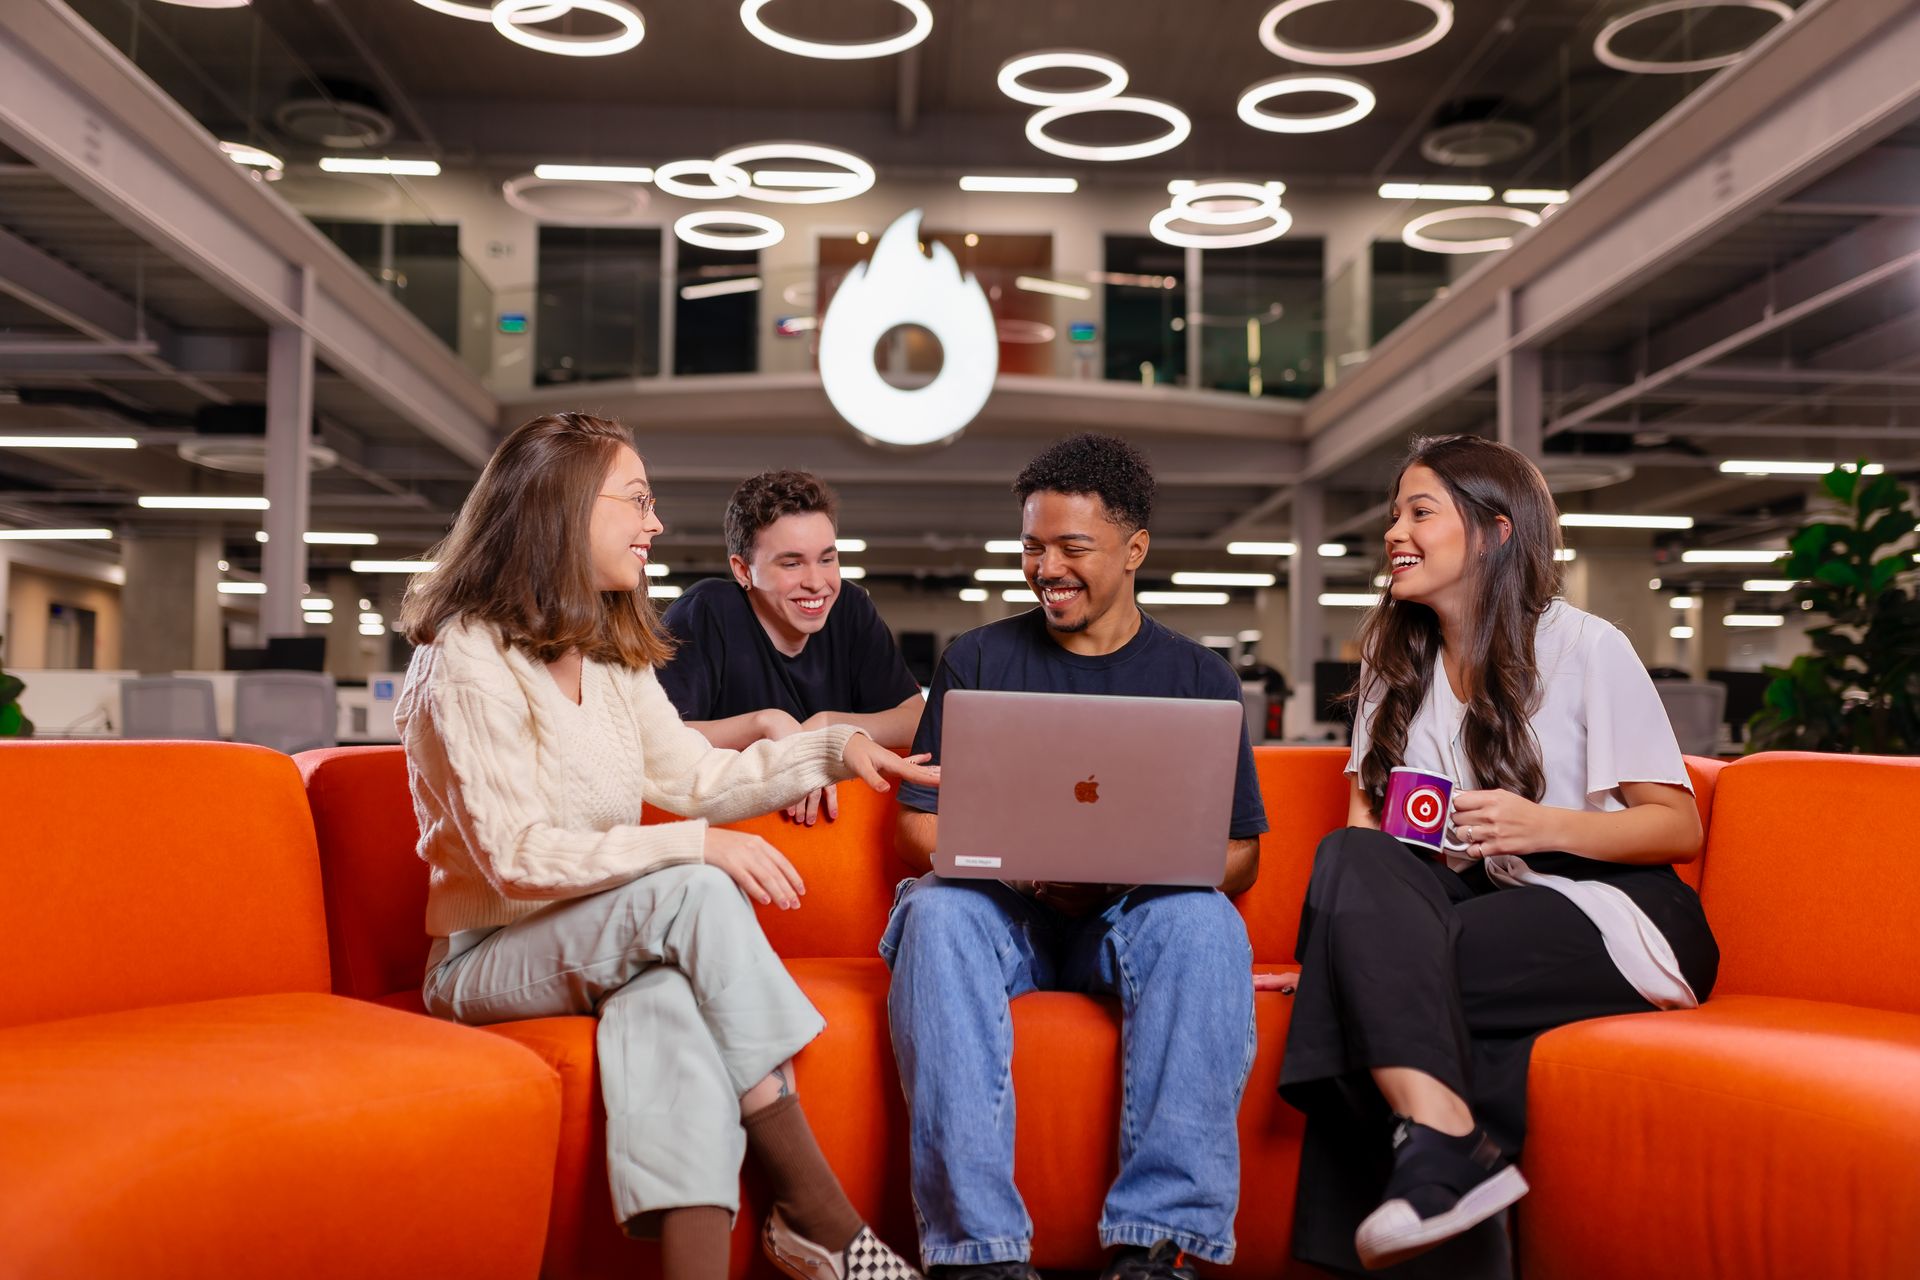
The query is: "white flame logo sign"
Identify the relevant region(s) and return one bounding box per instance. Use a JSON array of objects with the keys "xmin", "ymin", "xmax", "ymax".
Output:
[{"xmin": 818, "ymin": 209, "xmax": 999, "ymax": 448}]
